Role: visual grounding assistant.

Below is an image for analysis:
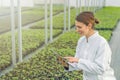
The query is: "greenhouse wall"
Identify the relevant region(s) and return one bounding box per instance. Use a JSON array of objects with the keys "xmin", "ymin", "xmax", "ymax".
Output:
[
  {"xmin": 34, "ymin": 0, "xmax": 64, "ymax": 4},
  {"xmin": 0, "ymin": 0, "xmax": 120, "ymax": 7},
  {"xmin": 0, "ymin": 0, "xmax": 34, "ymax": 7},
  {"xmin": 106, "ymin": 0, "xmax": 120, "ymax": 6}
]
